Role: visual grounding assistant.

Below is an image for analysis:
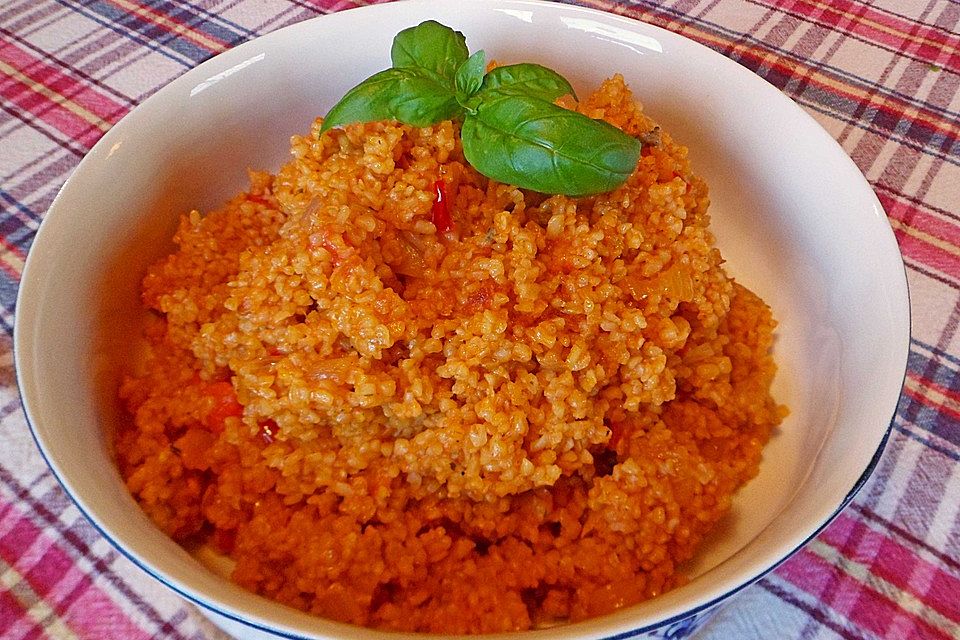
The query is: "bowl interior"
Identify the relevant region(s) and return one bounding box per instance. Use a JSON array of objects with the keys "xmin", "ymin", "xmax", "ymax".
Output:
[{"xmin": 15, "ymin": 1, "xmax": 909, "ymax": 639}]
